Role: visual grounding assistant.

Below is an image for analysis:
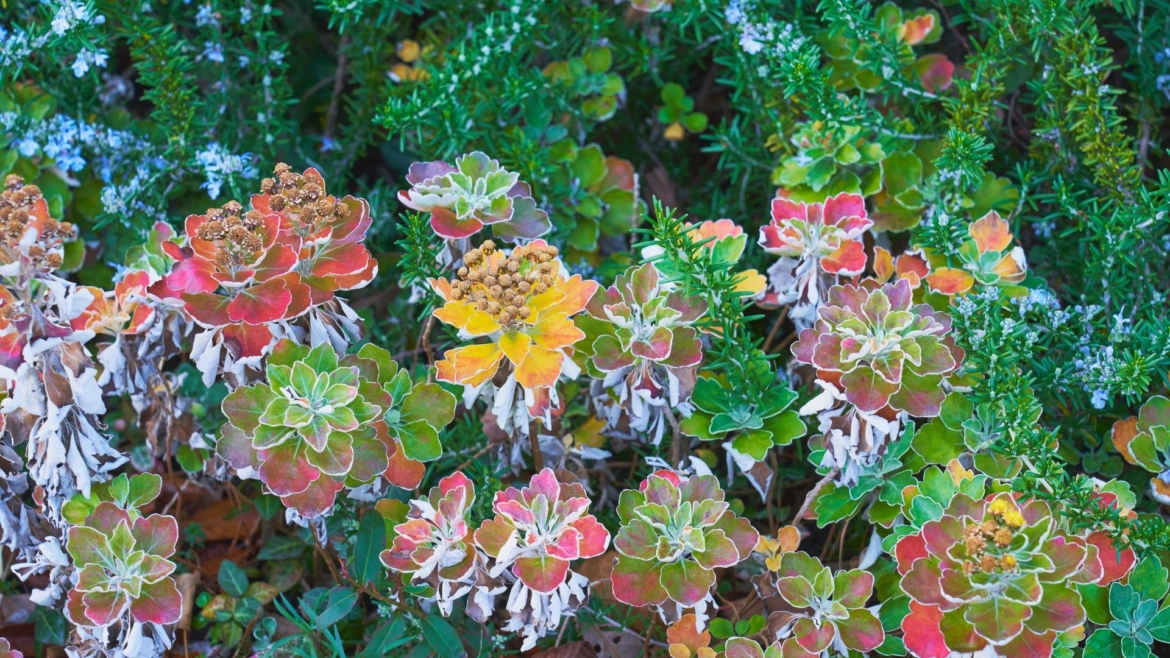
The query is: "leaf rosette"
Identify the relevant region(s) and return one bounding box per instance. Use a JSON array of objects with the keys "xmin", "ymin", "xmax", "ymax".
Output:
[
  {"xmin": 611, "ymin": 471, "xmax": 758, "ymax": 615},
  {"xmin": 398, "ymin": 151, "xmax": 551, "ymax": 242},
  {"xmin": 218, "ymin": 340, "xmax": 453, "ymax": 517},
  {"xmin": 792, "ymin": 278, "xmax": 963, "ymax": 417}
]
